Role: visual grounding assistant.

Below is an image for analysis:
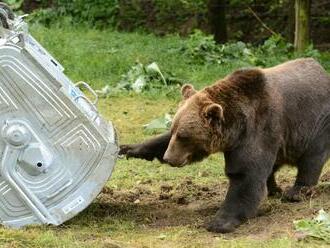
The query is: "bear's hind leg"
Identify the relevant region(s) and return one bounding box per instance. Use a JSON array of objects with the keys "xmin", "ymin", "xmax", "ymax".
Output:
[{"xmin": 284, "ymin": 148, "xmax": 328, "ymax": 202}]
